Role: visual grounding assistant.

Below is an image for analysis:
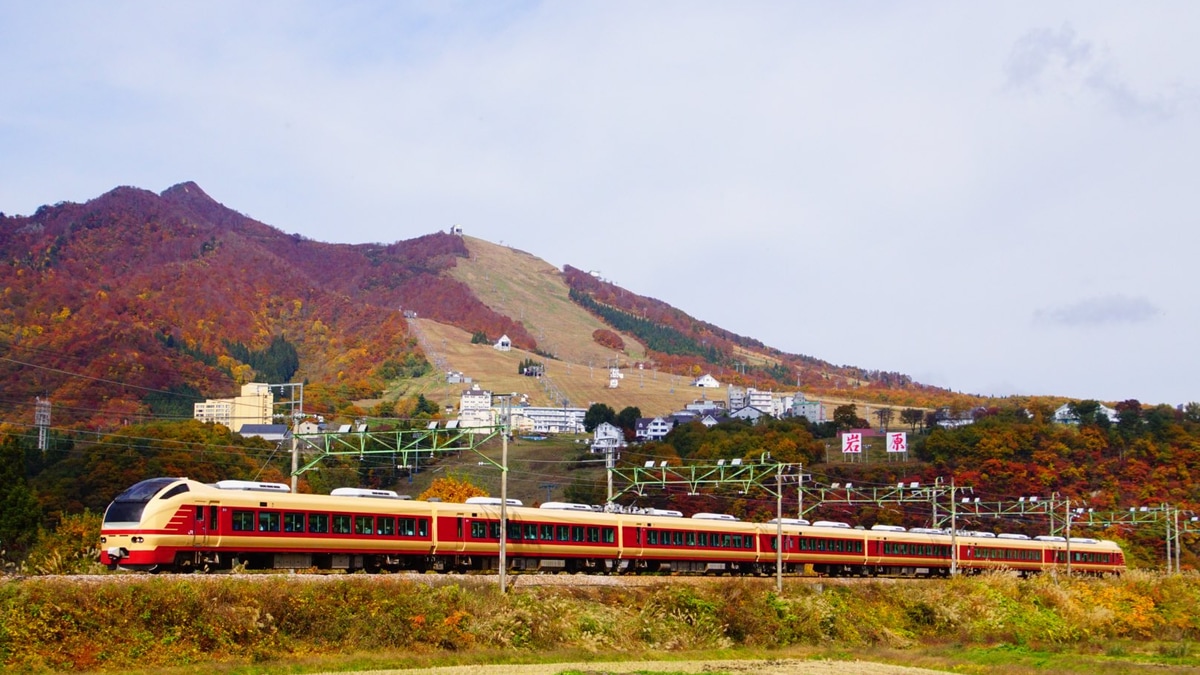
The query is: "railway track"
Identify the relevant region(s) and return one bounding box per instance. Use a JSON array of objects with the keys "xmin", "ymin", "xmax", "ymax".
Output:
[{"xmin": 19, "ymin": 571, "xmax": 927, "ymax": 587}]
